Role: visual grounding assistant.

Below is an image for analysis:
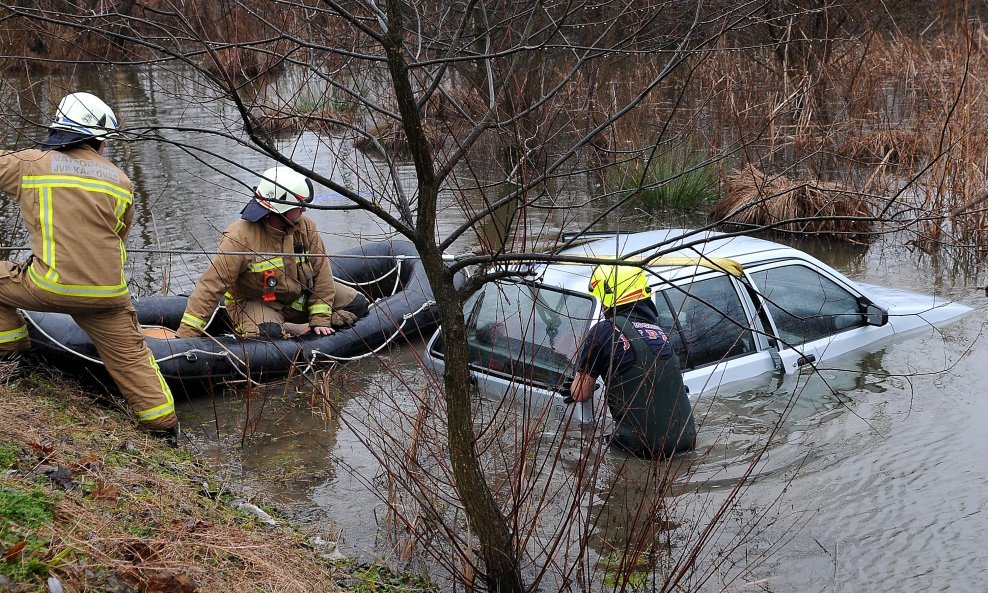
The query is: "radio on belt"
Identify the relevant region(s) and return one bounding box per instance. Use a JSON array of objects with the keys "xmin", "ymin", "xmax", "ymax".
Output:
[{"xmin": 262, "ymin": 270, "xmax": 278, "ymax": 302}]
